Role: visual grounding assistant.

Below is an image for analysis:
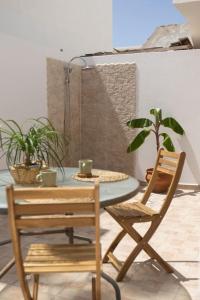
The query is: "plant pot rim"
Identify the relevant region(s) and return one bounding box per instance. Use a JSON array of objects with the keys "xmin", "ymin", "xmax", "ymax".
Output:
[{"xmin": 10, "ymin": 162, "xmax": 47, "ymax": 170}]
